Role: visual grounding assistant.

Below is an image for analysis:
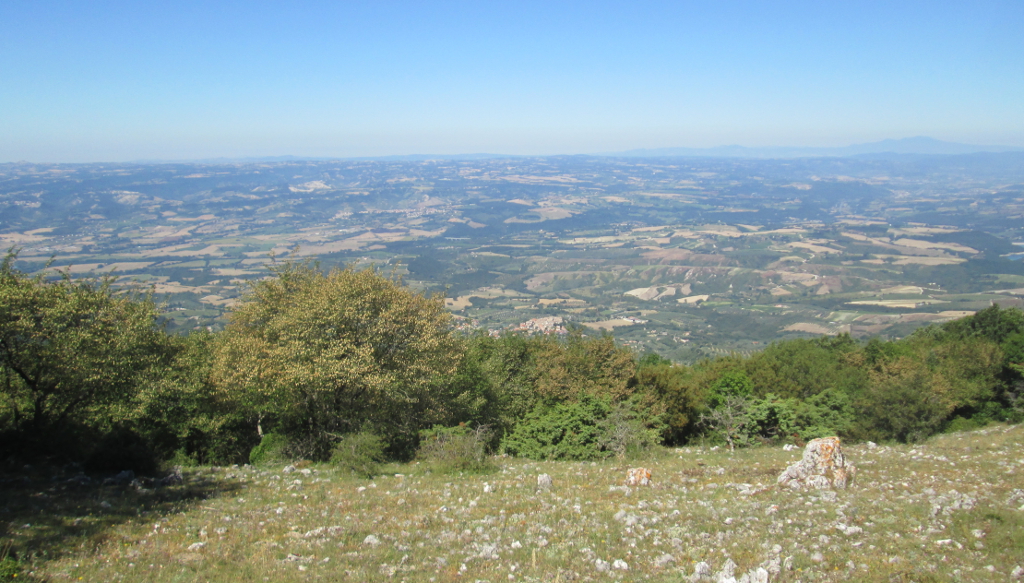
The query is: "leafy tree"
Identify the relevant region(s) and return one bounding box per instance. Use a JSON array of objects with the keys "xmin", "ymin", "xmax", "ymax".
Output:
[
  {"xmin": 857, "ymin": 356, "xmax": 947, "ymax": 442},
  {"xmin": 132, "ymin": 331, "xmax": 252, "ymax": 464},
  {"xmin": 0, "ymin": 252, "xmax": 169, "ymax": 450},
  {"xmin": 211, "ymin": 260, "xmax": 462, "ymax": 460},
  {"xmin": 530, "ymin": 330, "xmax": 637, "ymax": 403},
  {"xmin": 630, "ymin": 358, "xmax": 703, "ymax": 444},
  {"xmin": 596, "ymin": 397, "xmax": 664, "ymax": 458},
  {"xmin": 940, "ymin": 304, "xmax": 1024, "ymax": 345},
  {"xmin": 701, "ymin": 370, "xmax": 754, "ymax": 450},
  {"xmin": 744, "ymin": 334, "xmax": 867, "ymax": 400}
]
